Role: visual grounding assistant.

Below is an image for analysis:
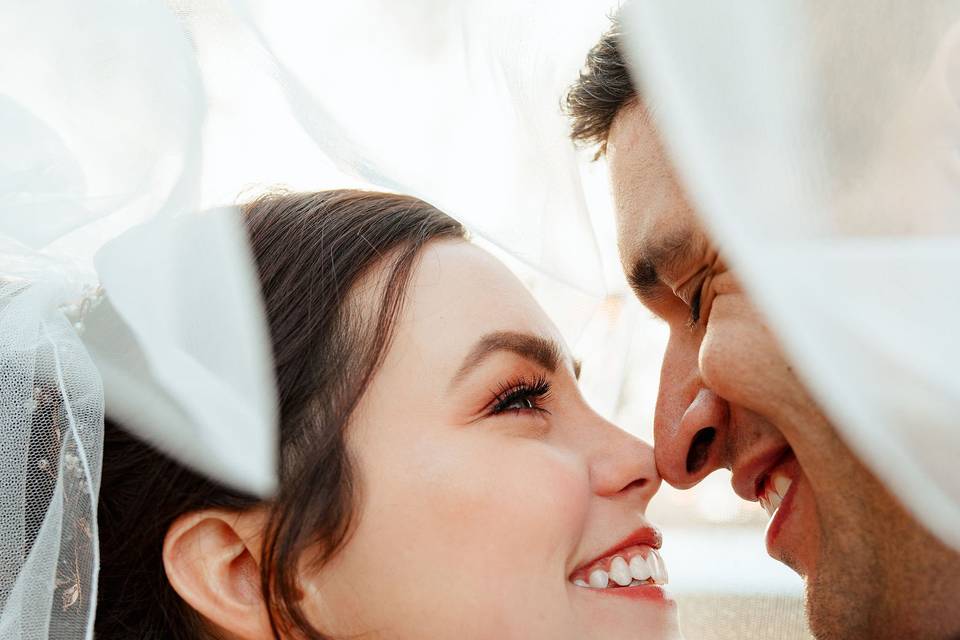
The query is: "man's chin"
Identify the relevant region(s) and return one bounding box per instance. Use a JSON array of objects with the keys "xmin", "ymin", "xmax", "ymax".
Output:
[
  {"xmin": 804, "ymin": 563, "xmax": 877, "ymax": 640},
  {"xmin": 764, "ymin": 492, "xmax": 870, "ymax": 639}
]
